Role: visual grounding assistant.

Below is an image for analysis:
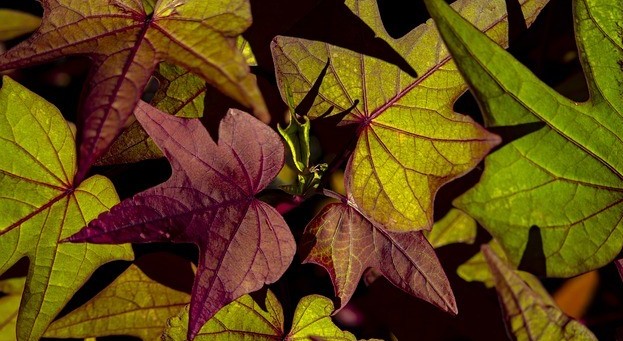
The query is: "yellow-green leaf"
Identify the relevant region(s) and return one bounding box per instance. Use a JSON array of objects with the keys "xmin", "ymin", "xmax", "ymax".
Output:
[
  {"xmin": 457, "ymin": 239, "xmax": 506, "ymax": 288},
  {"xmin": 0, "ymin": 77, "xmax": 133, "ymax": 341},
  {"xmin": 45, "ymin": 261, "xmax": 191, "ymax": 340},
  {"xmin": 0, "ymin": 10, "xmax": 40, "ymax": 42},
  {"xmin": 426, "ymin": 208, "xmax": 477, "ymax": 248},
  {"xmin": 0, "ymin": 277, "xmax": 25, "ymax": 340},
  {"xmin": 272, "ymin": 0, "xmax": 549, "ymax": 231},
  {"xmin": 163, "ymin": 290, "xmax": 355, "ymax": 341},
  {"xmin": 483, "ymin": 246, "xmax": 597, "ymax": 341}
]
